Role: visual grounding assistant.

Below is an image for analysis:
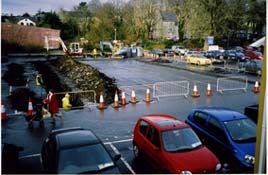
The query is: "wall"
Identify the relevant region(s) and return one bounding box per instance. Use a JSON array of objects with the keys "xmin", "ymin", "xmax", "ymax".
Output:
[{"xmin": 1, "ymin": 23, "xmax": 60, "ymax": 49}]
